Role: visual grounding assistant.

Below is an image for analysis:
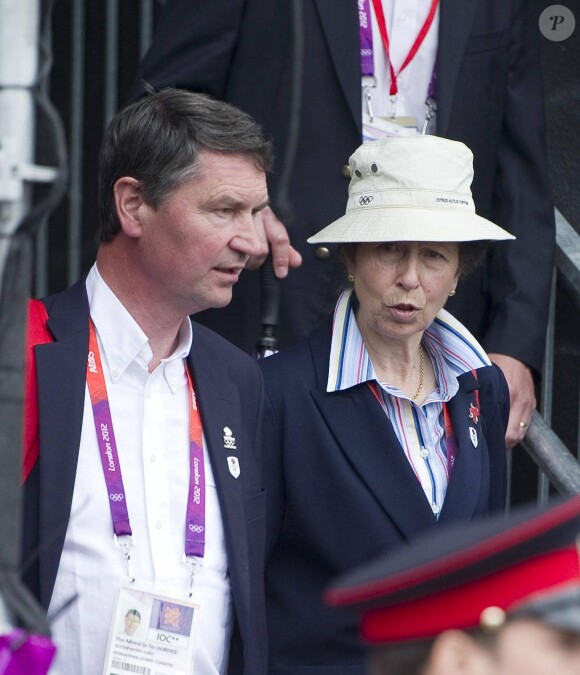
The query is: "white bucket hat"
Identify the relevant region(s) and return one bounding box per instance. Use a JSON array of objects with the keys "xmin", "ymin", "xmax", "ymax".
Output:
[{"xmin": 307, "ymin": 135, "xmax": 515, "ymax": 244}]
